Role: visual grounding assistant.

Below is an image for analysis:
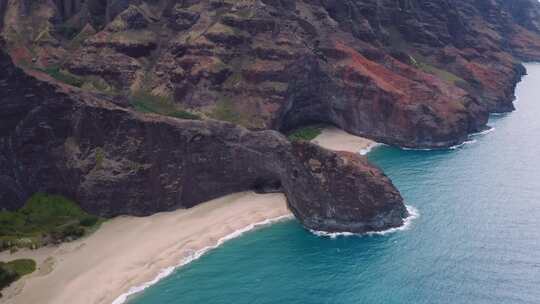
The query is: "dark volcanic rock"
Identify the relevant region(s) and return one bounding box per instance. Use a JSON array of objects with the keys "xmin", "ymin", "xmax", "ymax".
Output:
[
  {"xmin": 0, "ymin": 40, "xmax": 407, "ymax": 233},
  {"xmin": 286, "ymin": 143, "xmax": 406, "ymax": 233},
  {"xmin": 3, "ymin": 0, "xmax": 540, "ymax": 149},
  {"xmin": 0, "ymin": 0, "xmax": 6, "ymax": 31},
  {"xmin": 2, "ymin": 0, "xmax": 540, "ymax": 230}
]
